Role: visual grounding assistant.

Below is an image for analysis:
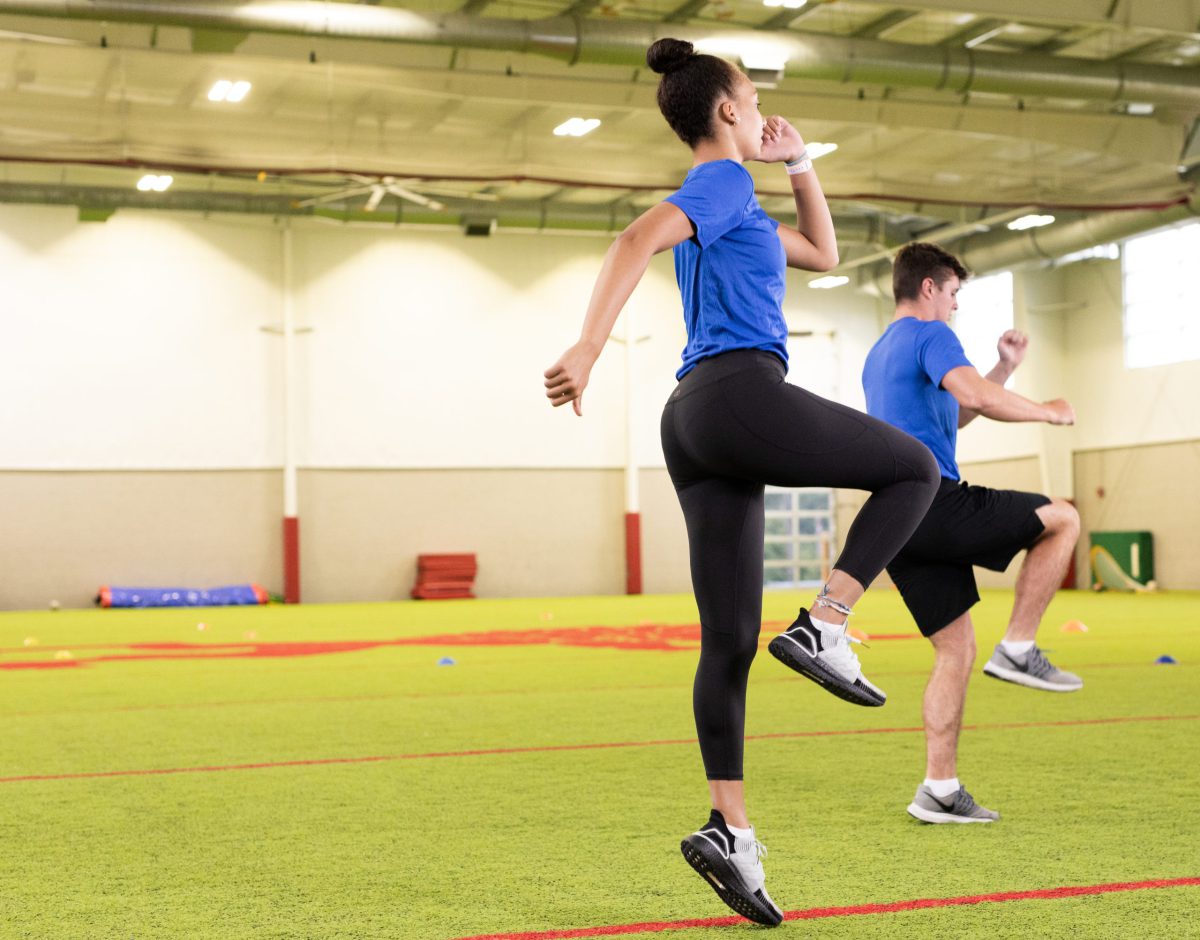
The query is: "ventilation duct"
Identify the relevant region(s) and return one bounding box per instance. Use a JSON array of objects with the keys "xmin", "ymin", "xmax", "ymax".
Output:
[
  {"xmin": 1, "ymin": 1, "xmax": 1198, "ymax": 107},
  {"xmin": 859, "ymin": 194, "xmax": 1200, "ymax": 296}
]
